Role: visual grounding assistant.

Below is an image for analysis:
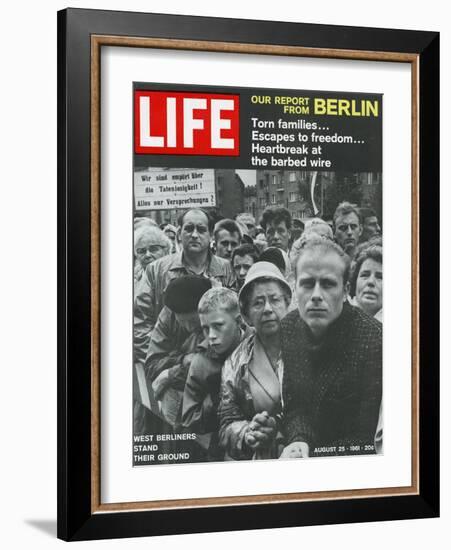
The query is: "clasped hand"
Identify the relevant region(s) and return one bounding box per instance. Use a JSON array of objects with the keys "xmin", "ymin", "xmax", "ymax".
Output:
[{"xmin": 244, "ymin": 411, "xmax": 277, "ymax": 450}]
